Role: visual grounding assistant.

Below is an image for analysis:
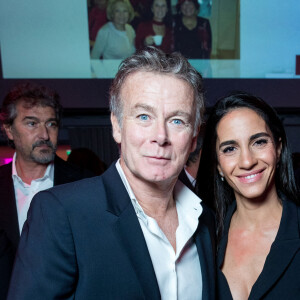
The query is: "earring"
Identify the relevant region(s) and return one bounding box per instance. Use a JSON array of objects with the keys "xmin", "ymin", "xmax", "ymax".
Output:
[{"xmin": 219, "ymin": 172, "xmax": 224, "ymax": 181}]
